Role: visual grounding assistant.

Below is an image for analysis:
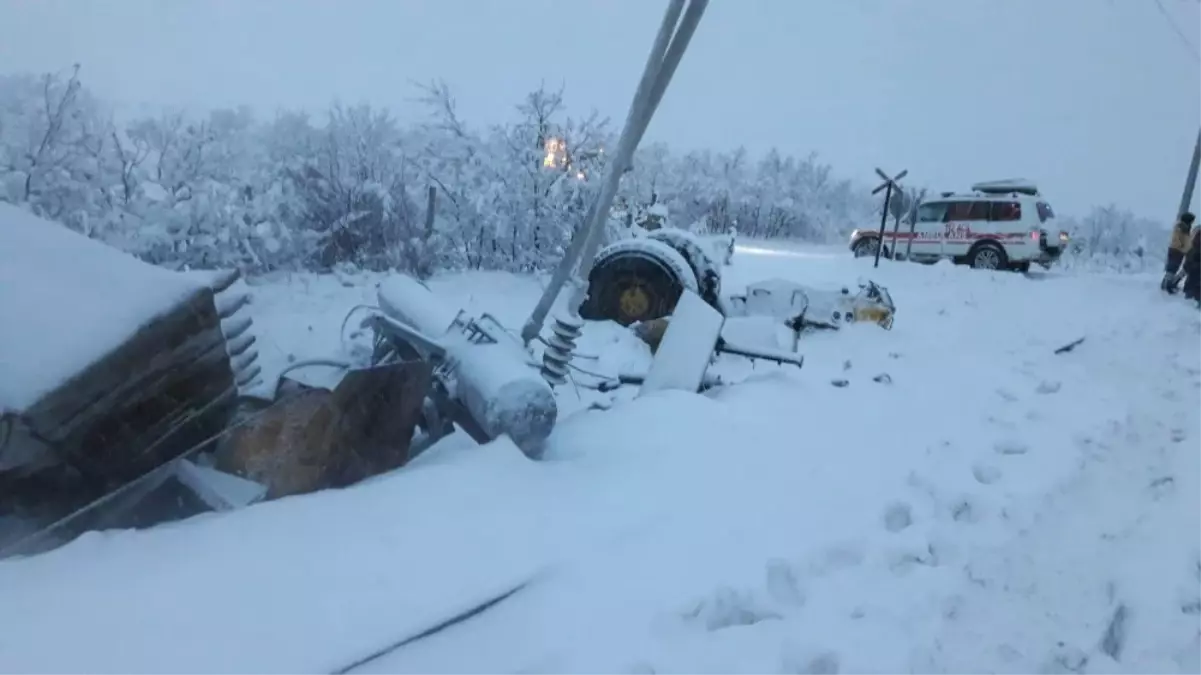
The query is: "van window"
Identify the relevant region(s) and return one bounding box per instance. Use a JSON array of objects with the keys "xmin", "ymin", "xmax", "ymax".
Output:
[
  {"xmin": 1036, "ymin": 202, "xmax": 1055, "ymax": 222},
  {"xmin": 989, "ymin": 201, "xmax": 1022, "ymax": 222},
  {"xmin": 947, "ymin": 201, "xmax": 989, "ymax": 221},
  {"xmin": 916, "ymin": 202, "xmax": 949, "ymax": 223}
]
